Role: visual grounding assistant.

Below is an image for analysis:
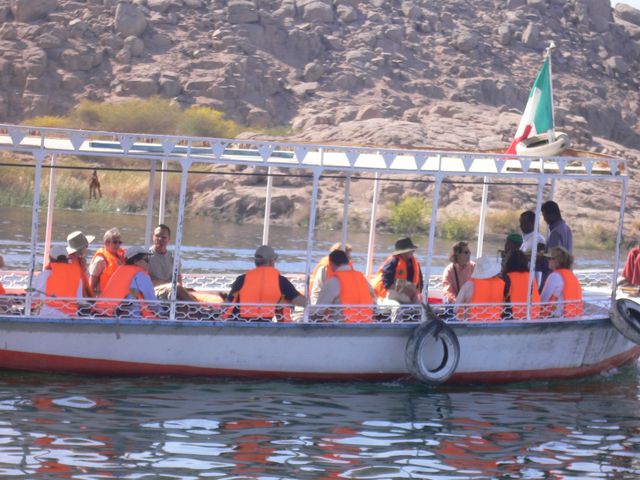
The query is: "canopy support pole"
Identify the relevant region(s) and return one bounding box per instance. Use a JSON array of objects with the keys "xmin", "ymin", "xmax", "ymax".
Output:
[
  {"xmin": 262, "ymin": 167, "xmax": 273, "ymax": 245},
  {"xmin": 476, "ymin": 176, "xmax": 489, "ymax": 258},
  {"xmin": 611, "ymin": 176, "xmax": 628, "ymax": 301},
  {"xmin": 423, "ymin": 175, "xmax": 443, "ymax": 300},
  {"xmin": 145, "ymin": 160, "xmax": 157, "ymax": 249},
  {"xmin": 43, "ymin": 154, "xmax": 56, "ymax": 267},
  {"xmin": 365, "ymin": 173, "xmax": 381, "ymax": 279},
  {"xmin": 302, "ymin": 168, "xmax": 321, "ymax": 321},
  {"xmin": 169, "ymin": 155, "xmax": 192, "ymax": 320},
  {"xmin": 158, "ymin": 158, "xmax": 168, "ymax": 225},
  {"xmin": 341, "ymin": 175, "xmax": 351, "ymax": 248},
  {"xmin": 527, "ymin": 175, "xmax": 546, "ymax": 318},
  {"xmin": 25, "ymin": 150, "xmax": 45, "ymax": 316}
]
